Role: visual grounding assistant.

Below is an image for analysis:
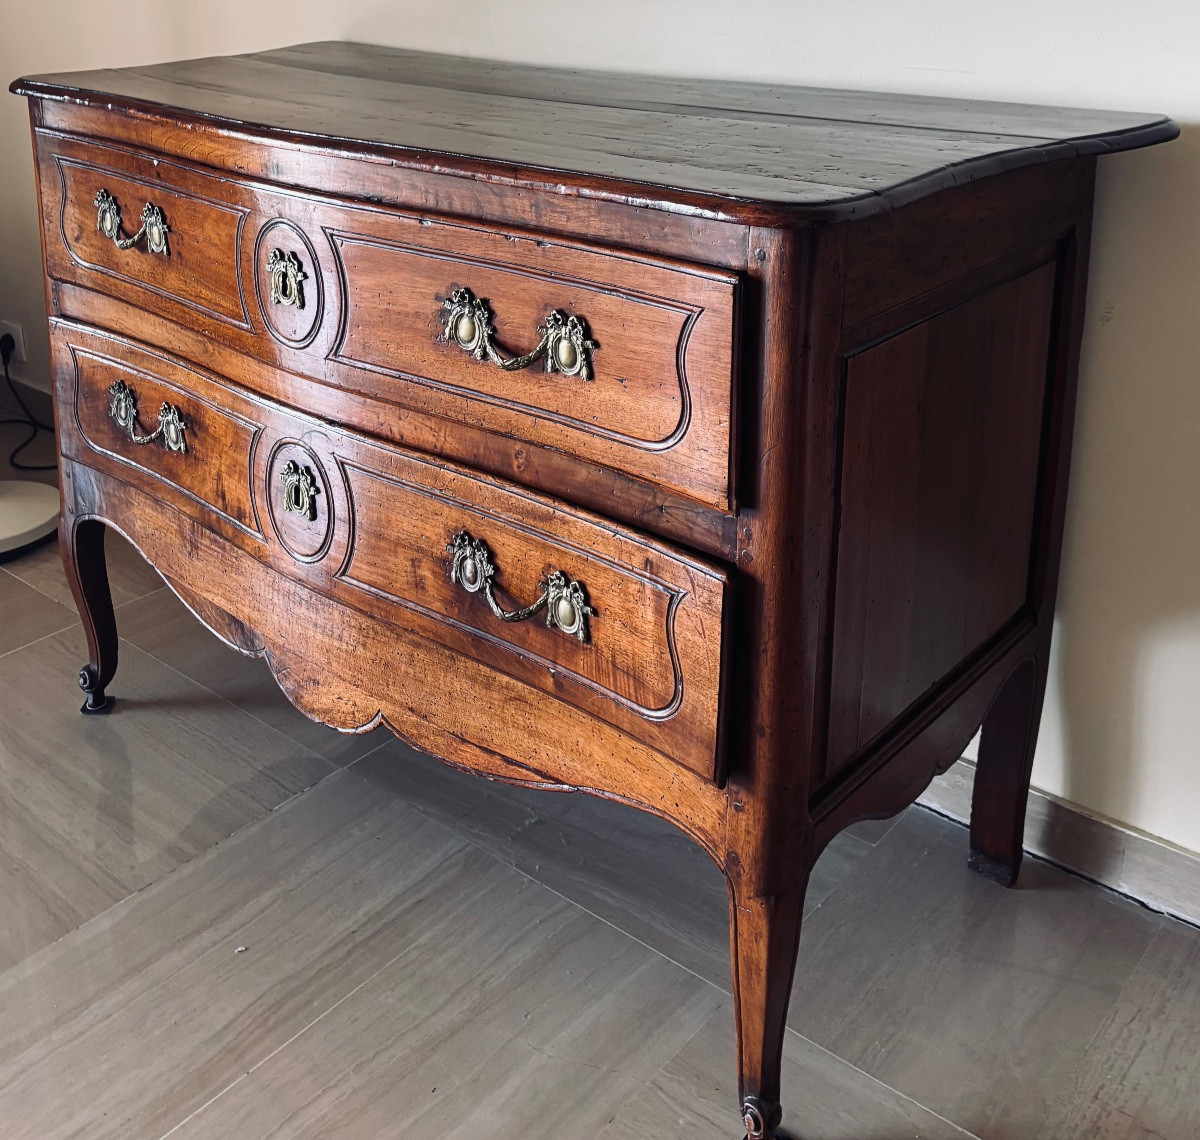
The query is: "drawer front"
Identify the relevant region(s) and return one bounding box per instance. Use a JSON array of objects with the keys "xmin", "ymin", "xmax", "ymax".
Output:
[
  {"xmin": 61, "ymin": 337, "xmax": 263, "ymax": 537},
  {"xmin": 51, "ymin": 322, "xmax": 729, "ymax": 781},
  {"xmin": 37, "ymin": 131, "xmax": 739, "ymax": 512},
  {"xmin": 334, "ymin": 447, "xmax": 721, "ymax": 731},
  {"xmin": 328, "ymin": 217, "xmax": 738, "ymax": 509},
  {"xmin": 51, "ymin": 146, "xmax": 250, "ymax": 328}
]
